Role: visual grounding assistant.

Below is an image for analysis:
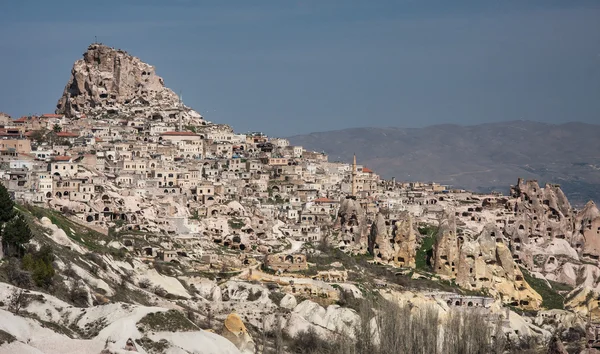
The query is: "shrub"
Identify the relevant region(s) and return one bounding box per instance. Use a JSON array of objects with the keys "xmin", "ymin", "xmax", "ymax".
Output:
[
  {"xmin": 138, "ymin": 278, "xmax": 152, "ymax": 289},
  {"xmin": 154, "ymin": 262, "xmax": 176, "ymax": 276},
  {"xmin": 63, "ymin": 264, "xmax": 77, "ymax": 279},
  {"xmin": 291, "ymin": 327, "xmax": 332, "ymax": 353},
  {"xmin": 85, "ymin": 252, "xmax": 107, "ymax": 270},
  {"xmin": 21, "ymin": 246, "xmax": 56, "ymax": 289},
  {"xmin": 247, "ymin": 289, "xmax": 263, "ymax": 301},
  {"xmin": 268, "ymin": 291, "xmax": 286, "ymax": 306},
  {"xmin": 7, "ymin": 288, "xmax": 30, "ymax": 315},
  {"xmin": 137, "ymin": 310, "xmax": 198, "ymax": 332},
  {"xmin": 6, "ymin": 258, "xmax": 33, "ymax": 288},
  {"xmin": 153, "ymin": 285, "xmax": 167, "ymax": 297},
  {"xmin": 69, "ymin": 283, "xmax": 89, "ymax": 307},
  {"xmin": 32, "ymin": 258, "xmax": 55, "ymax": 289},
  {"xmin": 0, "ymin": 329, "xmax": 16, "ymax": 345}
]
